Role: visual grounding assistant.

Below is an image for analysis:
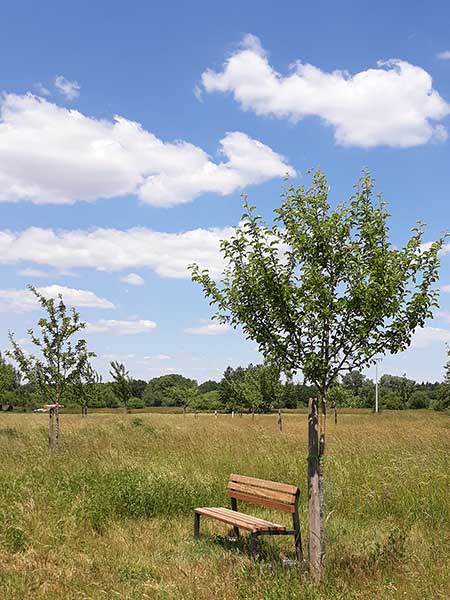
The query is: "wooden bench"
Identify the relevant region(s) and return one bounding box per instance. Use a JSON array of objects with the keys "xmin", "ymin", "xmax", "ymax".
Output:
[{"xmin": 194, "ymin": 474, "xmax": 302, "ymax": 560}]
